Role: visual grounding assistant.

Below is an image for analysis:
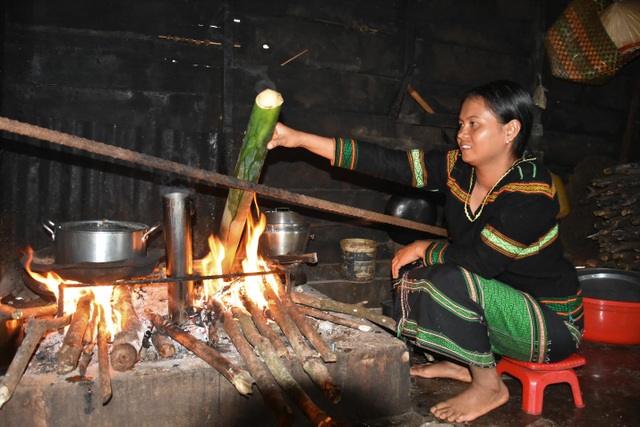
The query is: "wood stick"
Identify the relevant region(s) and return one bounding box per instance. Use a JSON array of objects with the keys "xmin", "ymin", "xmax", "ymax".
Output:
[
  {"xmin": 0, "ymin": 314, "xmax": 72, "ymax": 409},
  {"xmin": 148, "ymin": 311, "xmax": 254, "ymax": 396},
  {"xmin": 97, "ymin": 305, "xmax": 112, "ymax": 405},
  {"xmin": 241, "ymin": 293, "xmax": 291, "ymax": 360},
  {"xmin": 233, "ymin": 307, "xmax": 339, "ymax": 427},
  {"xmin": 290, "ymin": 290, "xmax": 397, "ymax": 332},
  {"xmin": 78, "ymin": 301, "xmax": 100, "ymax": 376},
  {"xmin": 276, "ymin": 289, "xmax": 337, "ymax": 363},
  {"xmin": 0, "ymin": 299, "xmax": 57, "ymax": 321},
  {"xmin": 295, "ymin": 305, "xmax": 373, "ymax": 332},
  {"xmin": 57, "ymin": 292, "xmax": 94, "ymax": 375},
  {"xmin": 212, "ymin": 302, "xmax": 295, "ymax": 427},
  {"xmin": 408, "ymin": 85, "xmax": 435, "ymax": 114},
  {"xmin": 110, "ymin": 286, "xmax": 144, "ymax": 372},
  {"xmin": 263, "ymin": 286, "xmax": 341, "ymax": 404},
  {"xmin": 151, "ymin": 330, "xmax": 176, "ymax": 358}
]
